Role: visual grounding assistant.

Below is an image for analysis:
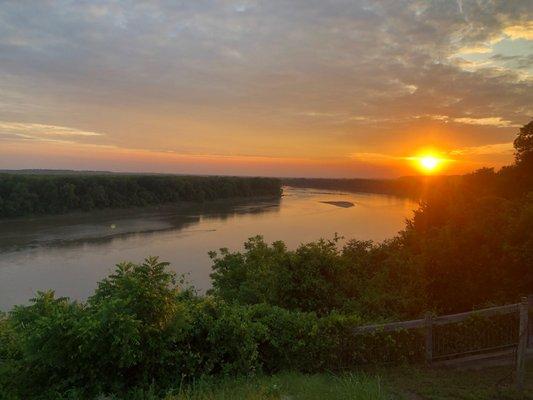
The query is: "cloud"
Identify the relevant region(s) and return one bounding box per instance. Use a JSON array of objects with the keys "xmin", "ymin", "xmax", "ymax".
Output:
[
  {"xmin": 422, "ymin": 115, "xmax": 451, "ymax": 122},
  {"xmin": 297, "ymin": 111, "xmax": 346, "ymax": 118},
  {"xmin": 0, "ymin": 121, "xmax": 104, "ymax": 137},
  {"xmin": 457, "ymin": 45, "xmax": 493, "ymax": 54},
  {"xmin": 418, "ymin": 115, "xmax": 523, "ymax": 129},
  {"xmin": 504, "ymin": 22, "xmax": 533, "ymax": 40},
  {"xmin": 0, "ymin": 121, "xmax": 106, "ymax": 146},
  {"xmin": 452, "ymin": 117, "xmax": 520, "ymax": 128},
  {"xmin": 349, "ymin": 152, "xmax": 402, "ymax": 163},
  {"xmin": 450, "ymin": 142, "xmax": 514, "ymax": 156}
]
